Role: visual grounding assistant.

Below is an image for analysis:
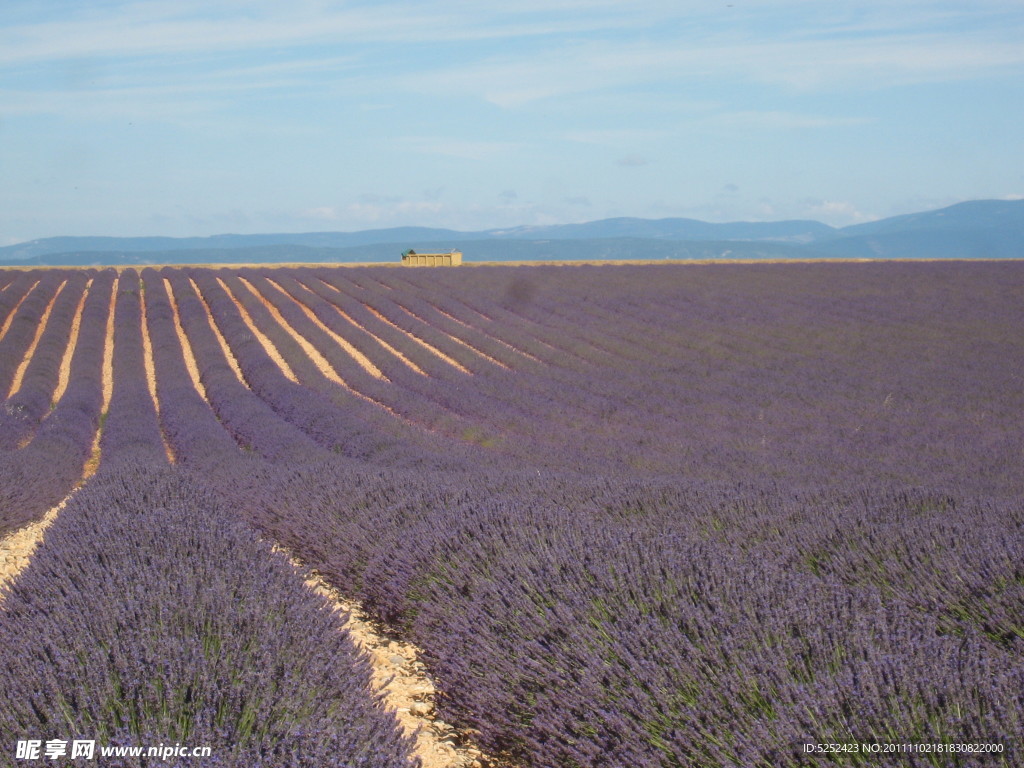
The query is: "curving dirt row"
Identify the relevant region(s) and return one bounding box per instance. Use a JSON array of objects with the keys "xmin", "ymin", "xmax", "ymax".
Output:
[
  {"xmin": 212, "ymin": 277, "xmax": 299, "ymax": 383},
  {"xmin": 0, "ymin": 280, "xmax": 40, "ymax": 340},
  {"xmin": 50, "ymin": 279, "xmax": 91, "ymax": 407},
  {"xmin": 428, "ymin": 303, "xmax": 542, "ymax": 363},
  {"xmin": 7, "ymin": 280, "xmax": 68, "ymax": 399},
  {"xmin": 81, "ymin": 277, "xmax": 118, "ymax": 481},
  {"xmin": 279, "ymin": 548, "xmax": 492, "ymax": 768},
  {"xmin": 185, "ymin": 277, "xmax": 249, "ymax": 388},
  {"xmin": 0, "ymin": 495, "xmax": 73, "ymax": 600},
  {"xmin": 392, "ymin": 302, "xmax": 511, "ymax": 370},
  {"xmin": 140, "ymin": 286, "xmax": 176, "ymax": 464},
  {"xmin": 214, "ymin": 275, "xmax": 426, "ymax": 426},
  {"xmin": 256, "ymin": 276, "xmax": 387, "ymax": 381},
  {"xmin": 317, "ymin": 278, "xmax": 470, "ymax": 374},
  {"xmin": 162, "ymin": 277, "xmax": 208, "ymax": 399},
  {"xmin": 293, "ymin": 278, "xmax": 428, "ymax": 376}
]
